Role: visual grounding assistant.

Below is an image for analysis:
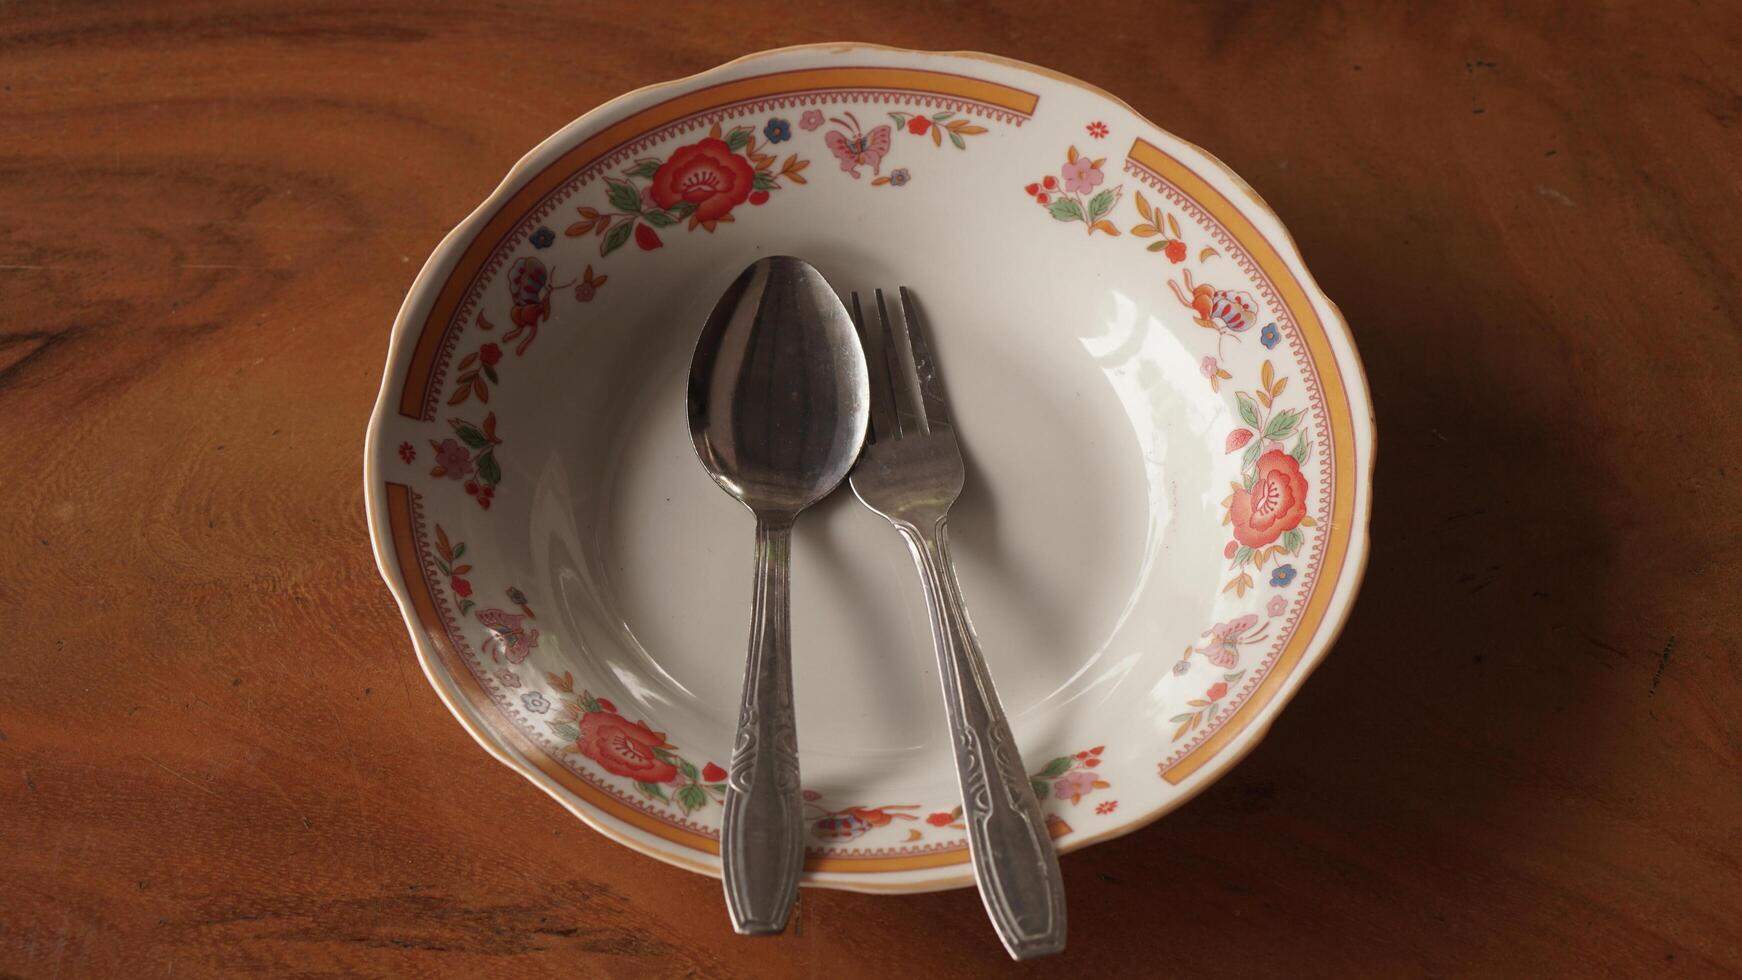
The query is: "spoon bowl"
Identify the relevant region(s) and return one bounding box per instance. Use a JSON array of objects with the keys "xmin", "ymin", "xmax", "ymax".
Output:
[{"xmin": 688, "ymin": 257, "xmax": 870, "ymax": 517}]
